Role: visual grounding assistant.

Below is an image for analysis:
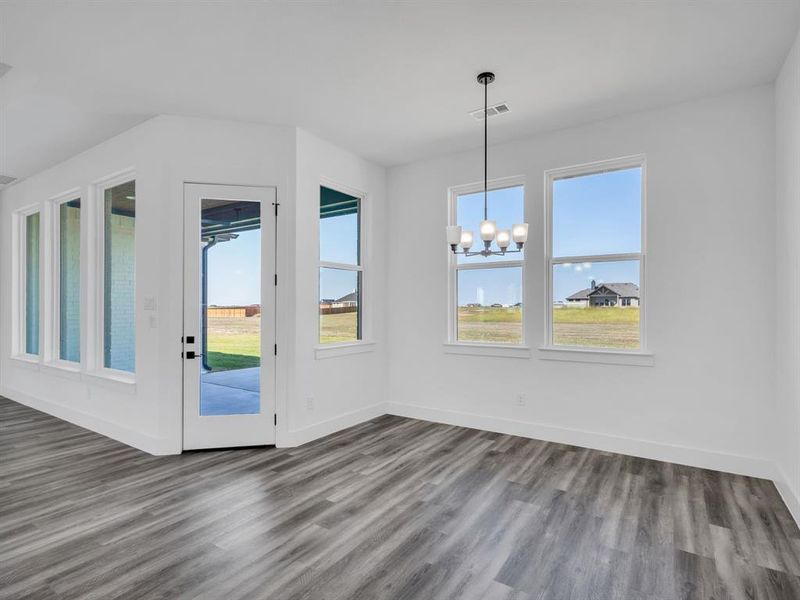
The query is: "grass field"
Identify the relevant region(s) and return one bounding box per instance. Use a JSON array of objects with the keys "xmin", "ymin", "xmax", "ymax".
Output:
[
  {"xmin": 458, "ymin": 307, "xmax": 523, "ymax": 344},
  {"xmin": 320, "ymin": 312, "xmax": 358, "ymax": 344},
  {"xmin": 206, "ymin": 316, "xmax": 260, "ymax": 371},
  {"xmin": 553, "ymin": 306, "xmax": 639, "ymax": 349},
  {"xmin": 457, "ymin": 306, "xmax": 640, "ymax": 349}
]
